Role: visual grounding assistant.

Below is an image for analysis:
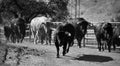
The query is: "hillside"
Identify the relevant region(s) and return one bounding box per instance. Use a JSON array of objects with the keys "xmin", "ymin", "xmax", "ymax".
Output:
[{"xmin": 68, "ymin": 0, "xmax": 120, "ymax": 23}]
